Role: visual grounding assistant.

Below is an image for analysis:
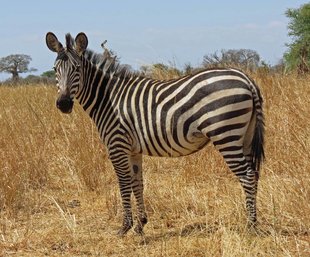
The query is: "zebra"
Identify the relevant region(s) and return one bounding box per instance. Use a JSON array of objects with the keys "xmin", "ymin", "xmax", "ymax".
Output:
[{"xmin": 46, "ymin": 32, "xmax": 265, "ymax": 237}]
